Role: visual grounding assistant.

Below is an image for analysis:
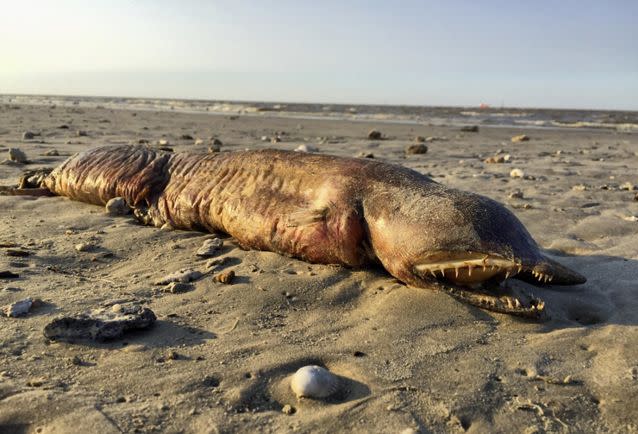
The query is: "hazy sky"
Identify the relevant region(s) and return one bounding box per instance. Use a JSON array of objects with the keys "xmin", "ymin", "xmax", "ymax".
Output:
[{"xmin": 1, "ymin": 0, "xmax": 636, "ymax": 109}]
